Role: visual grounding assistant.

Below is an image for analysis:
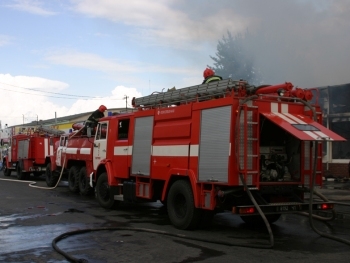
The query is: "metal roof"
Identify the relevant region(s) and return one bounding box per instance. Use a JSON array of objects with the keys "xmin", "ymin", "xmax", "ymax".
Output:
[{"xmin": 12, "ymin": 108, "xmax": 133, "ymax": 128}]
